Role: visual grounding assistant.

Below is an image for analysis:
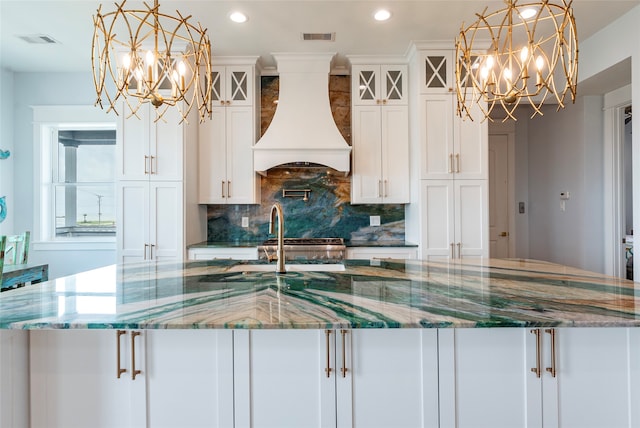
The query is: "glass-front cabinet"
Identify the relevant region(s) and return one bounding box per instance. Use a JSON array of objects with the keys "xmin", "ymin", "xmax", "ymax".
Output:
[{"xmin": 351, "ymin": 64, "xmax": 407, "ymax": 106}]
